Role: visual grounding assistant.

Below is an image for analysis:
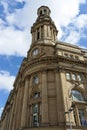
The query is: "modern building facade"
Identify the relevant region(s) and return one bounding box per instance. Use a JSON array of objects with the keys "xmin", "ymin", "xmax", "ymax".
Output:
[{"xmin": 0, "ymin": 6, "xmax": 87, "ymax": 130}]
